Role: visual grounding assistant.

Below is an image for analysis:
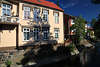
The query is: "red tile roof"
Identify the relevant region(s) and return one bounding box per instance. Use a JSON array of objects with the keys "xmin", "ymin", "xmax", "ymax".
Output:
[{"xmin": 24, "ymin": 0, "xmax": 64, "ymax": 11}]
